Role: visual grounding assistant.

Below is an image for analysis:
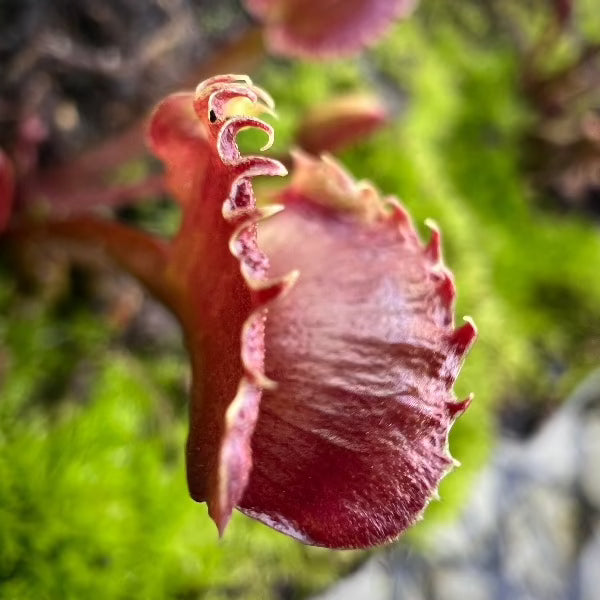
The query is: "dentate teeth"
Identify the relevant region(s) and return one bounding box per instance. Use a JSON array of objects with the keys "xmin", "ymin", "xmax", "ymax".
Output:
[
  {"xmin": 233, "ymin": 157, "xmax": 288, "ymax": 181},
  {"xmin": 195, "ymin": 74, "xmax": 251, "ymax": 97},
  {"xmin": 250, "ymin": 84, "xmax": 275, "ymax": 110},
  {"xmin": 217, "ymin": 116, "xmax": 276, "ymax": 163},
  {"xmin": 424, "ymin": 219, "xmax": 442, "ymax": 263},
  {"xmin": 449, "ymin": 318, "xmax": 477, "ymax": 356},
  {"xmin": 209, "ymin": 86, "xmax": 259, "ymax": 121},
  {"xmin": 445, "ymin": 394, "xmax": 473, "ymax": 419},
  {"xmin": 250, "ymin": 271, "xmax": 300, "ymax": 304}
]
